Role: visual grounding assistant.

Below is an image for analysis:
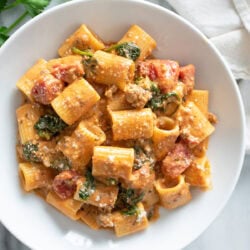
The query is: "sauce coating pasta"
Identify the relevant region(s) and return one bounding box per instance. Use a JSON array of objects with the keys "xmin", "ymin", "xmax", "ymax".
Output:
[{"xmin": 16, "ymin": 24, "xmax": 216, "ymax": 237}]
